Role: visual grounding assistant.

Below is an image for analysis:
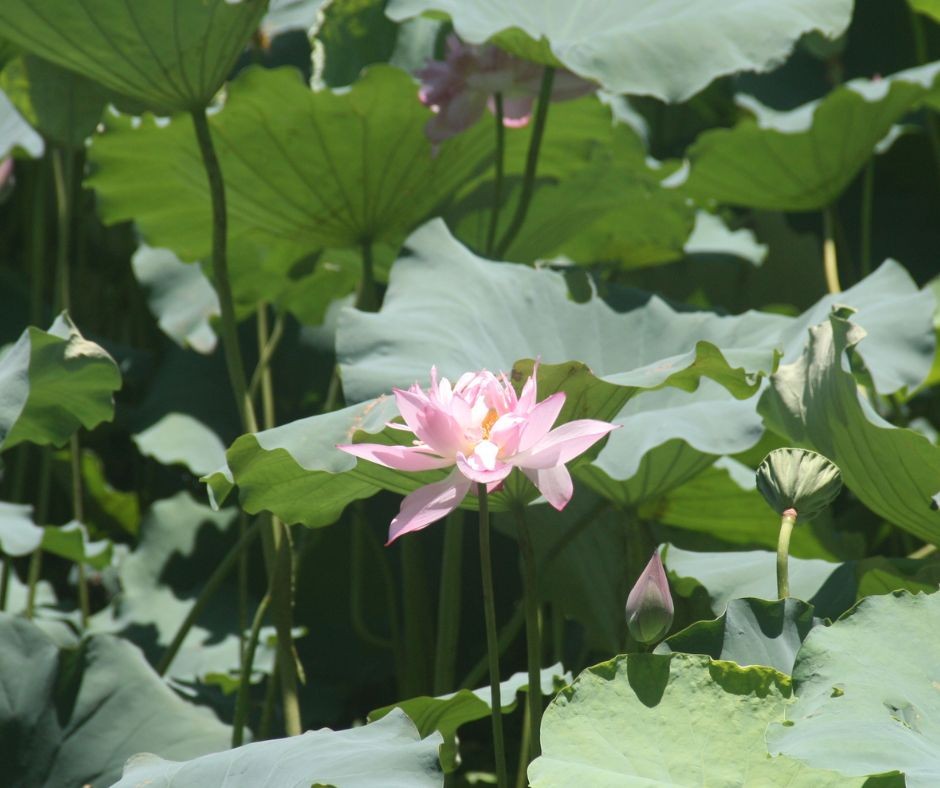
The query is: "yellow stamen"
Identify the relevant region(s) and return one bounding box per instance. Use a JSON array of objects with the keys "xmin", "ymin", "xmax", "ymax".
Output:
[{"xmin": 481, "ymin": 408, "xmax": 499, "ymax": 439}]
